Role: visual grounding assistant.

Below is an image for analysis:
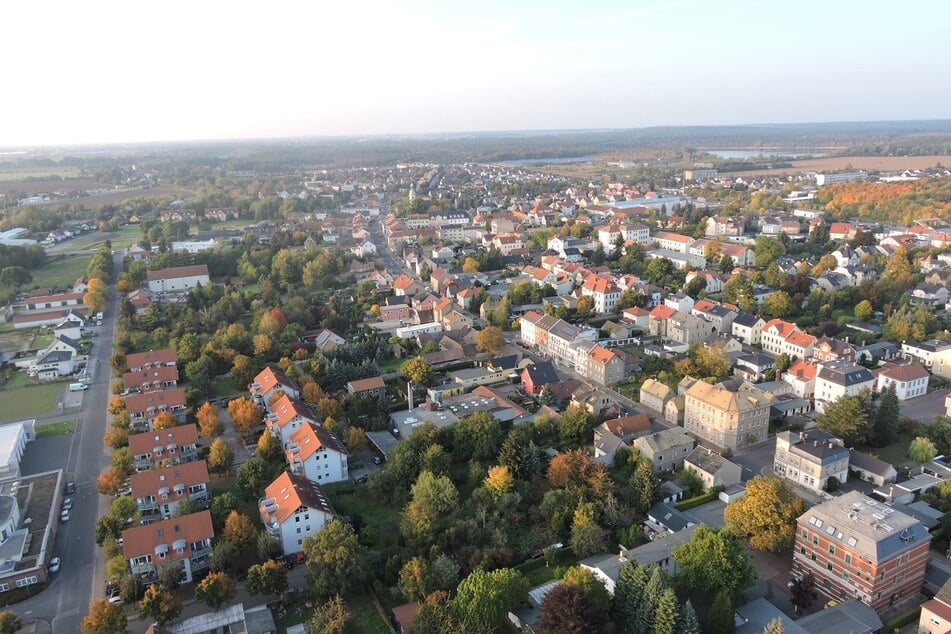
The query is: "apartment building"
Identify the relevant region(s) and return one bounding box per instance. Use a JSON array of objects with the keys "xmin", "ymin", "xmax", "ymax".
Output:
[
  {"xmin": 814, "ymin": 360, "xmax": 875, "ymax": 414},
  {"xmin": 122, "ymin": 365, "xmax": 179, "ymax": 393},
  {"xmin": 667, "ymin": 312, "xmax": 715, "ymax": 346},
  {"xmin": 285, "ymin": 423, "xmax": 350, "ymax": 484},
  {"xmin": 249, "ymin": 366, "xmax": 301, "ymax": 403},
  {"xmin": 122, "ymin": 511, "xmax": 214, "ymax": 584},
  {"xmin": 581, "ymin": 276, "xmax": 622, "ymax": 314},
  {"xmin": 128, "ymin": 424, "xmax": 199, "ymax": 471},
  {"xmin": 875, "ymin": 362, "xmax": 930, "ymax": 401},
  {"xmin": 683, "ymin": 380, "xmax": 773, "ymax": 450},
  {"xmin": 631, "ymin": 428, "xmax": 696, "ymax": 473},
  {"xmin": 124, "ymin": 388, "xmax": 187, "ymax": 431},
  {"xmin": 265, "ymin": 394, "xmax": 321, "ymax": 444},
  {"xmin": 131, "ymin": 461, "xmax": 210, "ymax": 522},
  {"xmin": 774, "ymin": 430, "xmax": 849, "ymax": 493},
  {"xmin": 792, "ymin": 492, "xmax": 930, "ymax": 612},
  {"xmin": 126, "ymin": 348, "xmax": 177, "ymax": 373},
  {"xmin": 259, "ymin": 471, "xmax": 338, "ymax": 556},
  {"xmin": 761, "ymin": 319, "xmax": 817, "ymax": 359}
]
